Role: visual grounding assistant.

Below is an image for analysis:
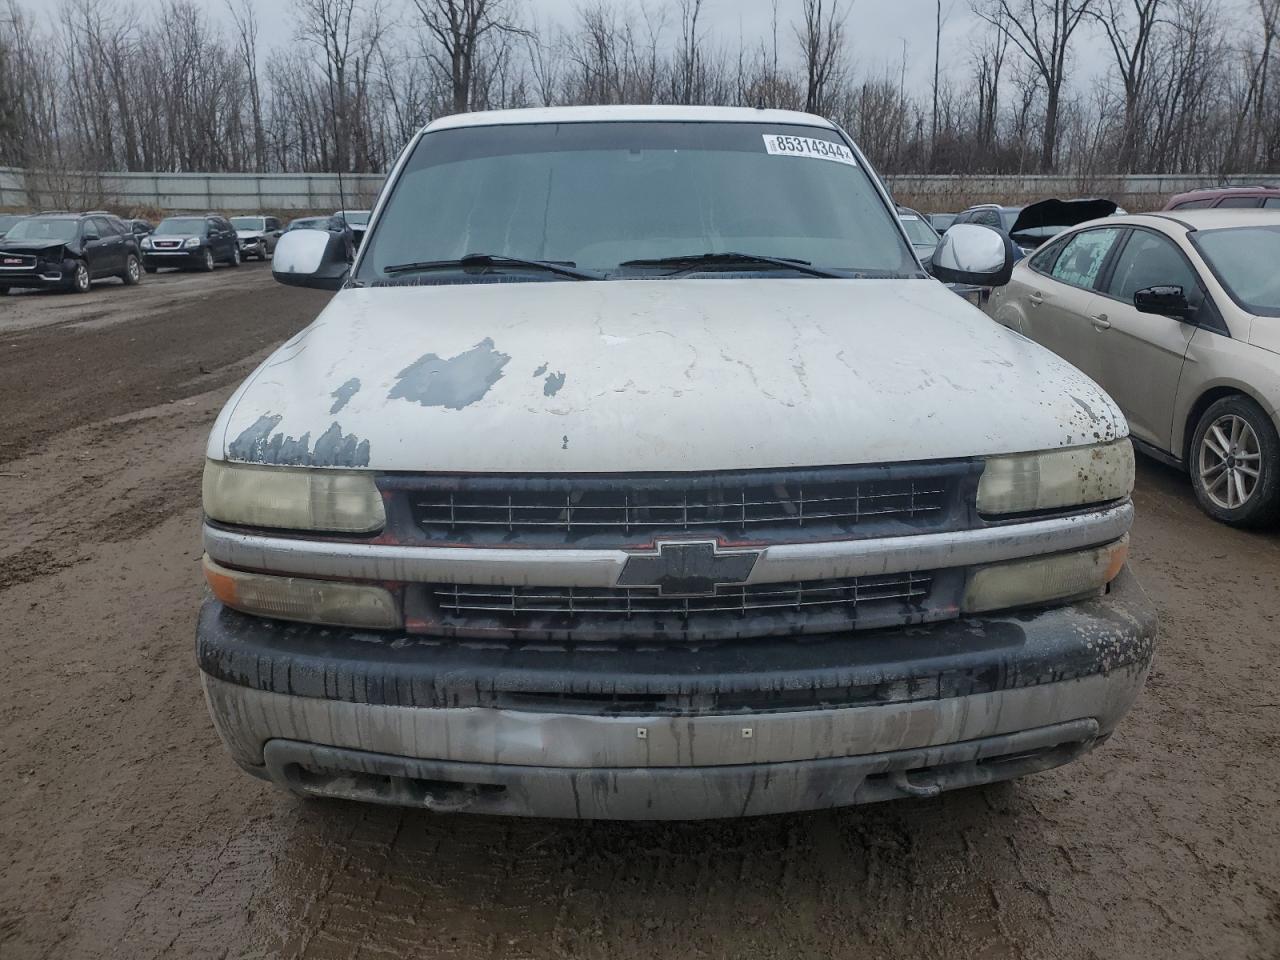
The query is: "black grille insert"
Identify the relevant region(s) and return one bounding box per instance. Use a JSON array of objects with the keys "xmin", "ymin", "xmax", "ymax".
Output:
[
  {"xmin": 407, "ymin": 569, "xmax": 959, "ymax": 643},
  {"xmin": 386, "ymin": 462, "xmax": 978, "ymax": 546},
  {"xmin": 432, "ymin": 573, "xmax": 932, "ymax": 619}
]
